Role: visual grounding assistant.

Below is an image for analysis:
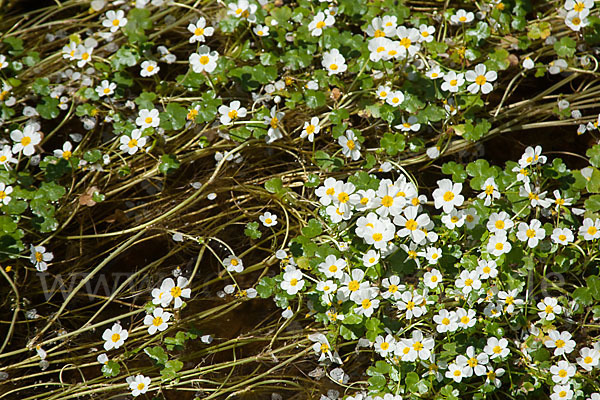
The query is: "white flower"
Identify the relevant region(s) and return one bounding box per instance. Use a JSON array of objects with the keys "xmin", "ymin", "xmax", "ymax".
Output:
[
  {"xmin": 259, "ymin": 211, "xmax": 277, "ymax": 227},
  {"xmin": 551, "ymin": 190, "xmax": 573, "ymax": 210},
  {"xmin": 309, "ymin": 333, "xmax": 340, "ymax": 363},
  {"xmin": 423, "ymin": 268, "xmax": 442, "ymax": 289},
  {"xmin": 136, "ymin": 108, "xmax": 160, "ymax": 129},
  {"xmin": 396, "ymin": 26, "xmax": 420, "ymax": 58},
  {"xmin": 339, "ymin": 130, "xmax": 361, "ymax": 160},
  {"xmin": 450, "ymin": 9, "xmax": 474, "ymax": 24},
  {"xmin": 97, "ymin": 353, "xmax": 109, "ymax": 364},
  {"xmin": 301, "ymin": 116, "xmax": 320, "ymax": 142},
  {"xmin": 140, "ymin": 60, "xmax": 159, "ymax": 77},
  {"xmin": 459, "ymin": 346, "xmax": 489, "ymax": 377},
  {"xmin": 464, "ymin": 208, "xmax": 480, "ymax": 229},
  {"xmin": 128, "ymin": 374, "xmax": 151, "ymax": 397},
  {"xmin": 565, "ymin": 0, "xmax": 594, "ymax": 12},
  {"xmin": 189, "ymin": 45, "xmax": 219, "ymax": 73},
  {"xmin": 434, "ymin": 309, "xmax": 458, "ymax": 333},
  {"xmin": 397, "ymin": 290, "xmax": 425, "ymax": 319},
  {"xmin": 218, "ymin": 100, "xmax": 247, "ymax": 125},
  {"xmin": 11, "ymin": 124, "xmax": 42, "ymax": 156},
  {"xmin": 96, "ymin": 80, "xmax": 116, "ymax": 97},
  {"xmin": 152, "ymin": 276, "xmax": 192, "ymax": 308},
  {"xmin": 579, "ymin": 218, "xmax": 600, "ymax": 240},
  {"xmin": 432, "ymin": 179, "xmax": 464, "ymax": 213},
  {"xmin": 522, "ymin": 57, "xmax": 535, "ymax": 69},
  {"xmin": 316, "ymin": 280, "xmax": 337, "ymax": 304},
  {"xmin": 565, "ymin": 9, "xmax": 589, "ymax": 31},
  {"xmin": 30, "ymin": 245, "xmax": 53, "ymax": 272},
  {"xmin": 223, "ymin": 255, "xmax": 244, "ymax": 273},
  {"xmin": 487, "ymin": 232, "xmax": 511, "ymax": 257},
  {"xmin": 466, "ymin": 64, "xmax": 497, "ymax": 94},
  {"xmin": 538, "ymin": 297, "xmax": 562, "ymax": 320},
  {"xmin": 393, "ymin": 206, "xmax": 430, "ymax": 243},
  {"xmin": 0, "ymin": 54, "xmax": 8, "ymax": 69},
  {"xmin": 119, "ymin": 129, "xmax": 147, "ymax": 155},
  {"xmin": 102, "ymin": 323, "xmax": 128, "ymax": 351},
  {"xmin": 498, "ymin": 289, "xmax": 523, "ymax": 314},
  {"xmin": 545, "ymin": 330, "xmax": 576, "ymax": 356},
  {"xmin": 318, "ymin": 255, "xmax": 345, "ymax": 280},
  {"xmin": 381, "ymin": 275, "xmax": 403, "ymax": 300},
  {"xmin": 187, "ymin": 17, "xmax": 214, "ymax": 43},
  {"xmin": 441, "ymin": 209, "xmax": 465, "ymax": 230},
  {"xmin": 0, "ymin": 182, "xmax": 13, "ymax": 206},
  {"xmin": 253, "ymin": 24, "xmax": 269, "ymax": 36},
  {"xmin": 418, "ymin": 24, "xmax": 435, "ymax": 42},
  {"xmin": 550, "ymin": 360, "xmax": 575, "ymax": 384},
  {"xmin": 264, "ymin": 106, "xmax": 284, "ymax": 144},
  {"xmin": 476, "ymin": 259, "xmax": 498, "ymax": 279},
  {"xmin": 423, "ymin": 246, "xmax": 442, "ymax": 264},
  {"xmin": 75, "ymin": 45, "xmax": 93, "ymax": 68},
  {"xmin": 374, "ymin": 334, "xmax": 396, "ymax": 357},
  {"xmin": 385, "ymin": 90, "xmax": 405, "ymax": 107},
  {"xmin": 455, "ymin": 270, "xmax": 481, "ymax": 295},
  {"xmin": 577, "ymin": 346, "xmax": 600, "ymax": 371},
  {"xmin": 0, "ymin": 145, "xmax": 17, "ymax": 169},
  {"xmin": 426, "ymin": 65, "xmax": 444, "ymax": 79},
  {"xmin": 143, "ymin": 307, "xmax": 171, "ymax": 335},
  {"xmin": 477, "ymin": 177, "xmax": 500, "ymax": 206},
  {"xmin": 441, "ymin": 71, "xmax": 464, "ymax": 92},
  {"xmin": 405, "ymin": 330, "xmax": 434, "ymax": 361},
  {"xmin": 102, "ymin": 9, "xmax": 127, "ymax": 32},
  {"xmin": 228, "ymin": 0, "xmax": 258, "ymax": 22},
  {"xmin": 366, "ymin": 16, "xmax": 395, "ymax": 37},
  {"xmin": 353, "ymin": 289, "xmax": 379, "ymax": 317},
  {"xmin": 446, "ymin": 362, "xmax": 470, "ymax": 382},
  {"xmin": 484, "ymin": 337, "xmax": 509, "ymax": 359},
  {"xmin": 516, "ymin": 219, "xmax": 545, "ymax": 248},
  {"xmin": 362, "ymin": 250, "xmax": 380, "ymax": 267},
  {"xmin": 338, "ymin": 269, "xmax": 369, "ymax": 301},
  {"xmin": 551, "ymin": 385, "xmax": 574, "ymax": 400},
  {"xmin": 395, "ymin": 115, "xmax": 420, "ymax": 132},
  {"xmin": 519, "ymin": 145, "xmax": 547, "ymax": 167},
  {"xmin": 308, "ymin": 11, "xmax": 334, "ymax": 36},
  {"xmin": 322, "ymin": 48, "xmax": 346, "ymax": 75},
  {"xmin": 551, "ymin": 227, "xmax": 574, "ymax": 245},
  {"xmin": 281, "ymin": 269, "xmax": 304, "ymax": 295},
  {"xmin": 456, "ymin": 308, "xmax": 476, "ymax": 329}
]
